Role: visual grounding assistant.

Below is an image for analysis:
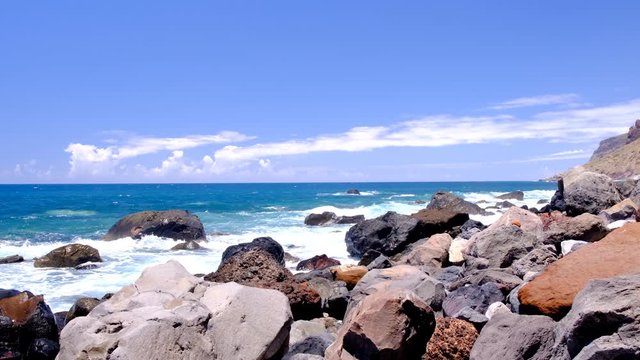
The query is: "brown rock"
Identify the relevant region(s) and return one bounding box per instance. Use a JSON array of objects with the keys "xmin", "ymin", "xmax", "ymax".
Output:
[
  {"xmin": 103, "ymin": 209, "xmax": 206, "ymax": 241},
  {"xmin": 34, "ymin": 244, "xmax": 102, "ymax": 268},
  {"xmin": 330, "ymin": 265, "xmax": 368, "ymax": 289},
  {"xmin": 541, "ymin": 211, "xmax": 608, "ymax": 245},
  {"xmin": 296, "ymin": 254, "xmax": 341, "ymax": 271},
  {"xmin": 325, "ymin": 289, "xmax": 436, "ymax": 360},
  {"xmin": 204, "ymin": 249, "xmax": 322, "ymax": 320},
  {"xmin": 411, "ymin": 209, "xmax": 470, "ymax": 235},
  {"xmin": 424, "ymin": 318, "xmax": 478, "ymax": 360},
  {"xmin": 0, "ymin": 293, "xmax": 43, "ymax": 325},
  {"xmin": 398, "ymin": 233, "xmax": 453, "ymax": 268},
  {"xmin": 519, "ymin": 222, "xmax": 640, "ymax": 319}
]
